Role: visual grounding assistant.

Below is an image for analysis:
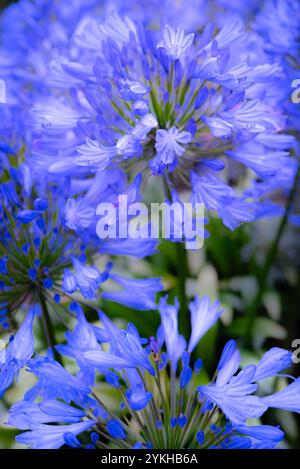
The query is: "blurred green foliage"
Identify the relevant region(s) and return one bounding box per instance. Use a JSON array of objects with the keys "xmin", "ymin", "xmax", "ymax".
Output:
[{"xmin": 0, "ymin": 0, "xmax": 15, "ymax": 11}]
